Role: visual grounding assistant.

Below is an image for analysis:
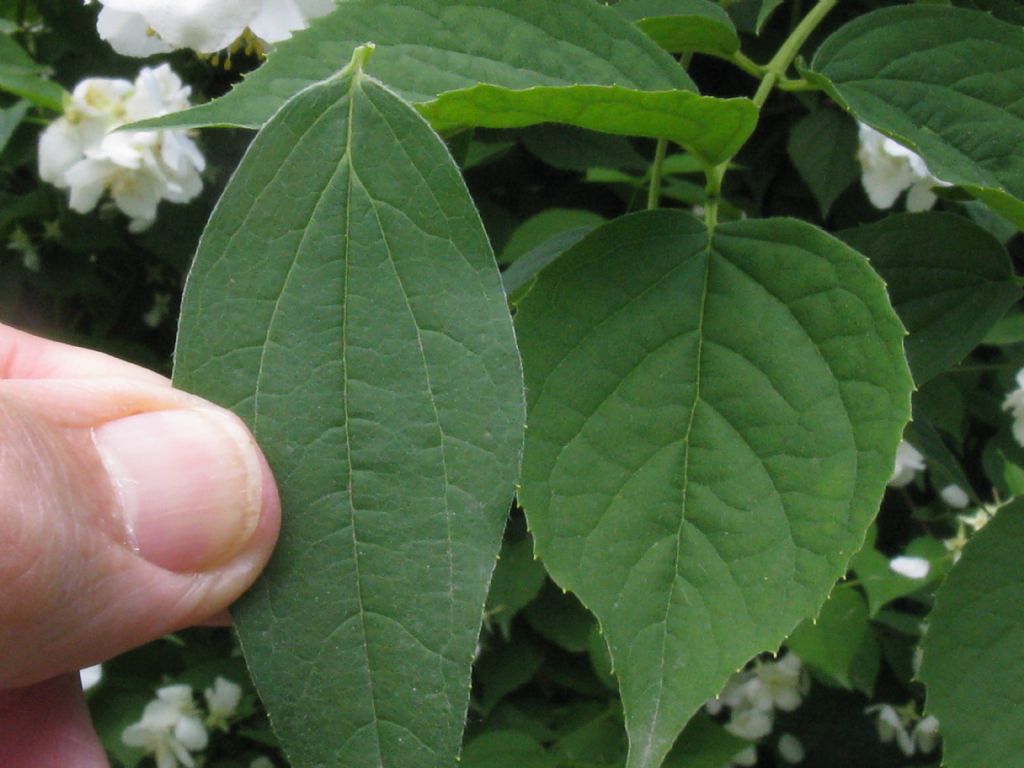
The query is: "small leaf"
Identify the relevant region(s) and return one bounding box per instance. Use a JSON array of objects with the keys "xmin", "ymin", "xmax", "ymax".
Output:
[
  {"xmin": 0, "ymin": 67, "xmax": 65, "ymax": 111},
  {"xmin": 920, "ymin": 501, "xmax": 1024, "ymax": 768},
  {"xmin": 516, "ymin": 211, "xmax": 912, "ymax": 768},
  {"xmin": 417, "ymin": 85, "xmax": 758, "ymax": 167},
  {"xmin": 485, "ymin": 525, "xmax": 548, "ymax": 638},
  {"xmin": 839, "ymin": 212, "xmax": 1021, "ymax": 385},
  {"xmin": 756, "ymin": 0, "xmax": 785, "ymax": 32},
  {"xmin": 475, "ymin": 634, "xmax": 545, "ymax": 715},
  {"xmin": 850, "ymin": 533, "xmax": 950, "ymax": 618},
  {"xmin": 786, "ymin": 108, "xmax": 859, "ymax": 217},
  {"xmin": 173, "ymin": 52, "xmax": 525, "ymax": 768},
  {"xmin": 502, "ymin": 227, "xmax": 596, "ymax": 304},
  {"xmin": 0, "ymin": 100, "xmax": 29, "ymax": 156},
  {"xmin": 462, "ymin": 731, "xmax": 557, "ymax": 768},
  {"xmin": 662, "ymin": 713, "xmax": 749, "ymax": 768},
  {"xmin": 500, "ymin": 209, "xmax": 606, "ymax": 265},
  {"xmin": 786, "ymin": 587, "xmax": 880, "ymax": 695},
  {"xmin": 616, "ymin": 0, "xmax": 740, "ymax": 56},
  {"xmin": 810, "ymin": 5, "xmax": 1024, "ymax": 227},
  {"xmin": 132, "ymin": 0, "xmax": 693, "ymax": 131}
]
